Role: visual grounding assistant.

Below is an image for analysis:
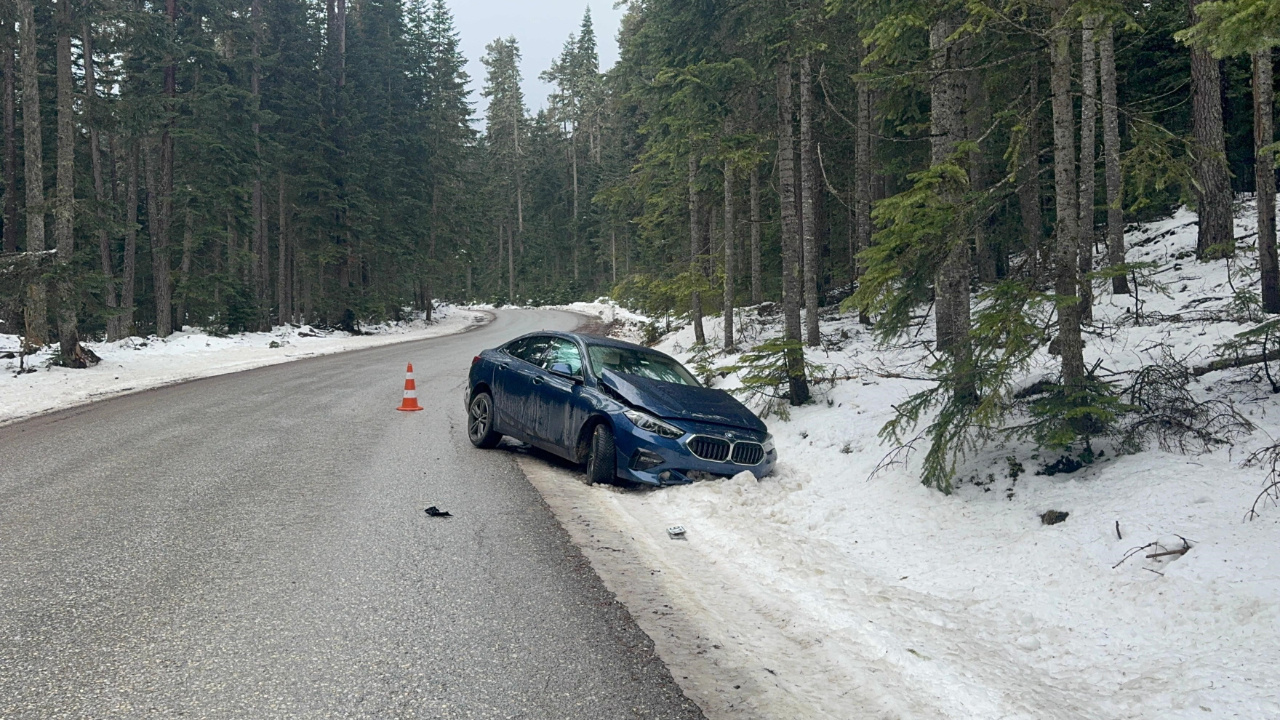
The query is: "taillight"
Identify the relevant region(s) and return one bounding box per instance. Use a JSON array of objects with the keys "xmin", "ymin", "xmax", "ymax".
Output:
[{"xmin": 472, "ymin": 355, "xmax": 482, "ymax": 365}]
